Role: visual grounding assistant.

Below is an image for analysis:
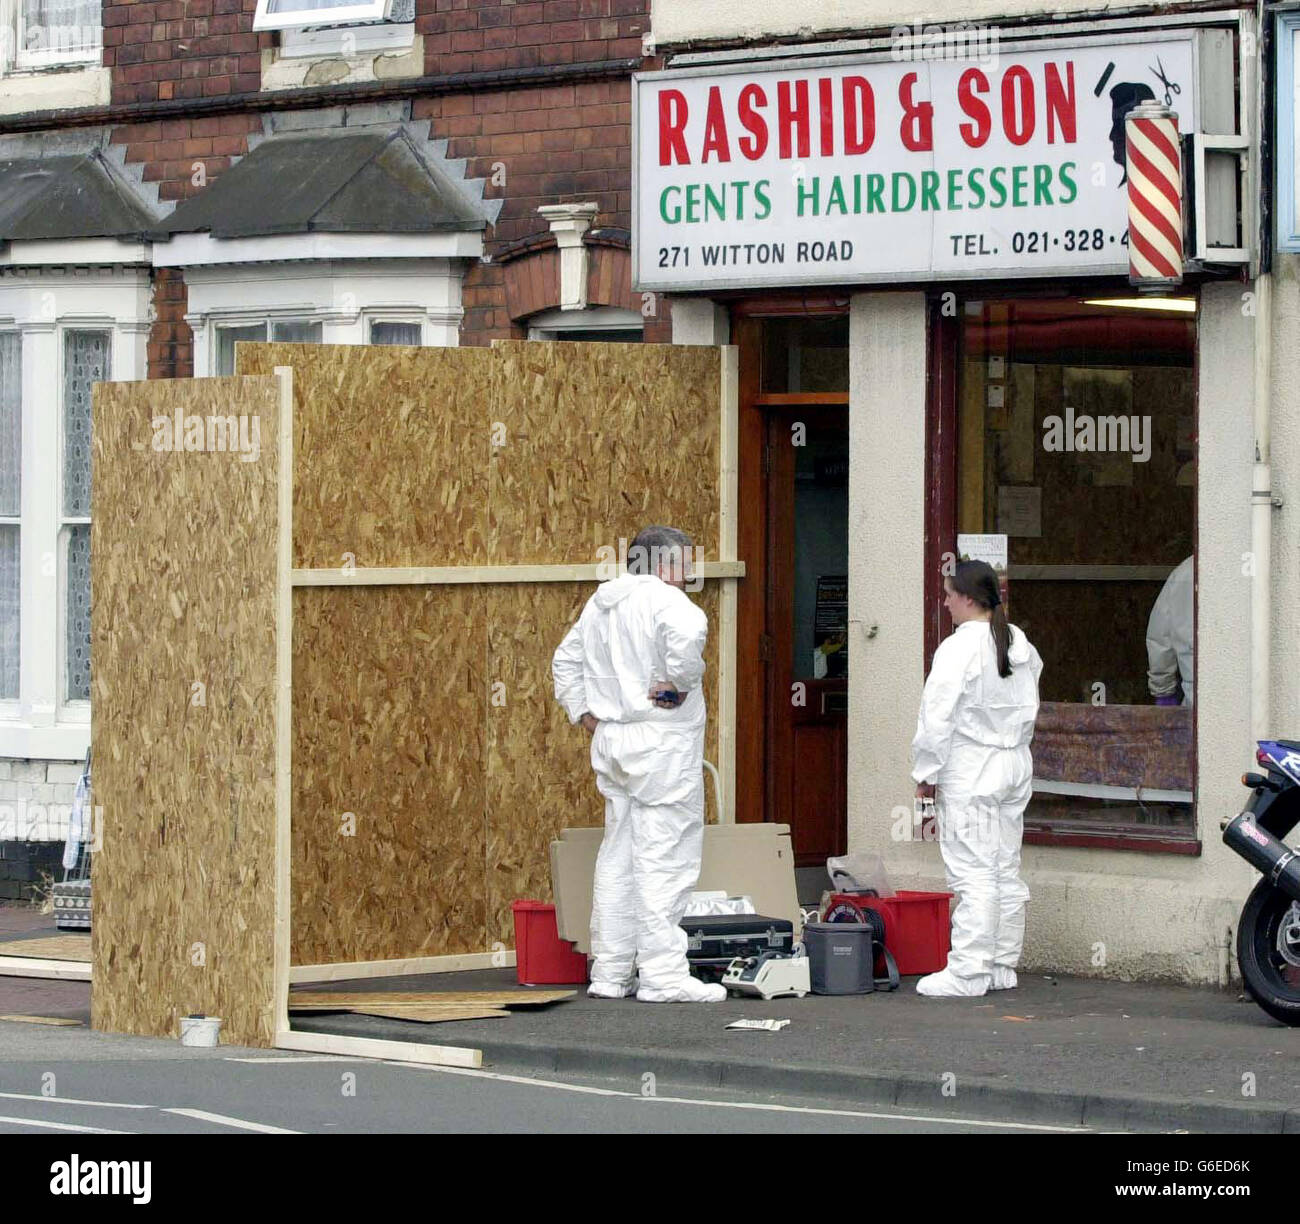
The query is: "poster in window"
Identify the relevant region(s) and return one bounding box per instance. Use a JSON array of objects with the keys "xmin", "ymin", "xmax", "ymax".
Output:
[
  {"xmin": 813, "ymin": 575, "xmax": 848, "ymax": 679},
  {"xmin": 957, "ymin": 533, "xmax": 1010, "ymax": 614}
]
